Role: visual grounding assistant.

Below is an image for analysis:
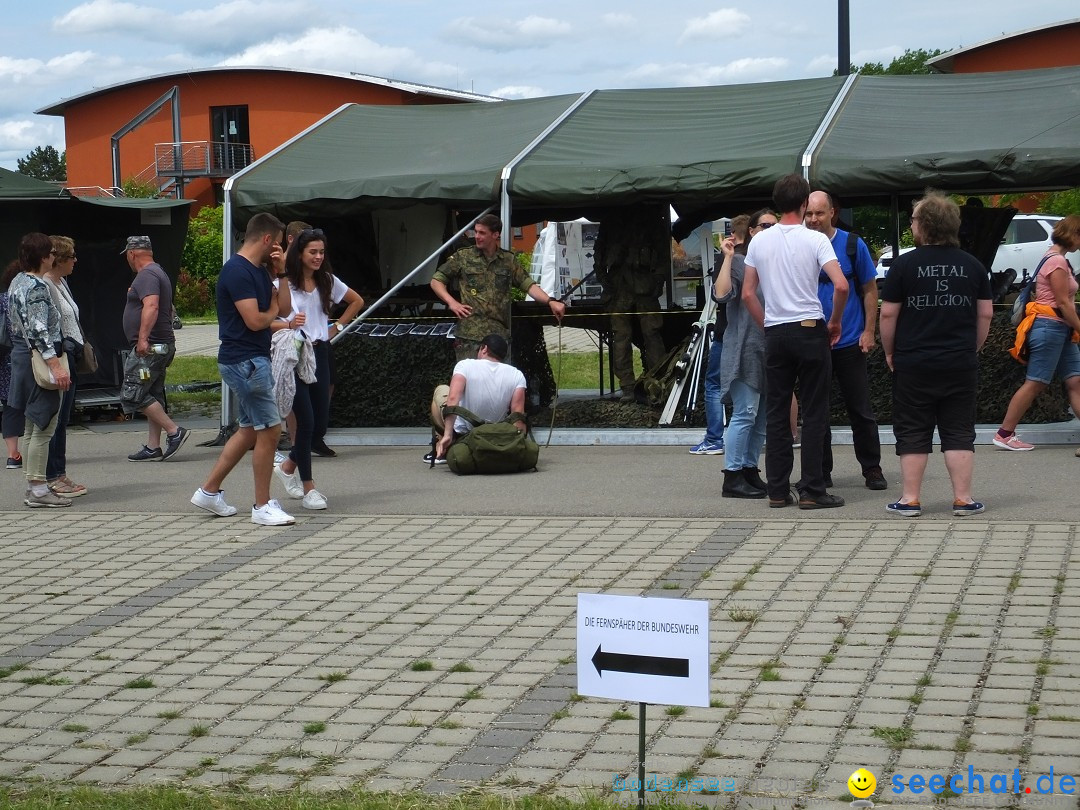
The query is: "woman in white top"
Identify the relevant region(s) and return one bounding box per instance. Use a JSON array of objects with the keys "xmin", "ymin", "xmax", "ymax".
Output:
[
  {"xmin": 44, "ymin": 236, "xmax": 88, "ymax": 497},
  {"xmin": 274, "ymin": 228, "xmax": 364, "ymax": 509}
]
